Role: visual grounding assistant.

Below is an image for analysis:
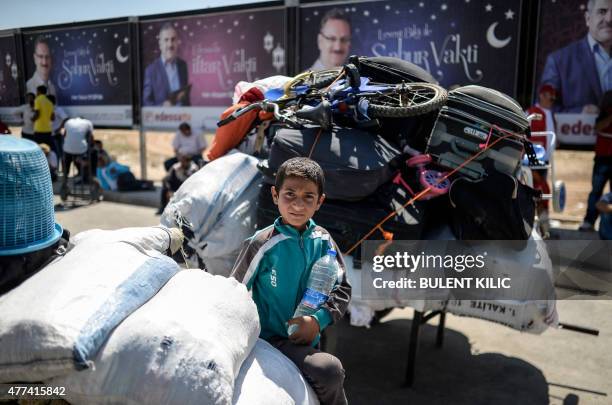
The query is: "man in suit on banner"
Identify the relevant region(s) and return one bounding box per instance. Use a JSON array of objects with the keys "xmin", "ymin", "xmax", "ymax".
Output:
[
  {"xmin": 26, "ymin": 36, "xmax": 56, "ymax": 97},
  {"xmin": 142, "ymin": 23, "xmax": 190, "ymax": 106},
  {"xmin": 540, "ymin": 0, "xmax": 612, "ymax": 113}
]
